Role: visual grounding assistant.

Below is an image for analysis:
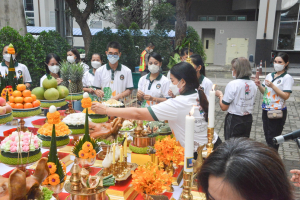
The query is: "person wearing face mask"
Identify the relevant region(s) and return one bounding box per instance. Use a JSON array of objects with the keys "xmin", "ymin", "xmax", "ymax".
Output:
[
  {"xmin": 137, "ymin": 52, "xmax": 169, "ymax": 107},
  {"xmin": 91, "ymin": 62, "xmax": 220, "ymax": 153},
  {"xmin": 215, "ymin": 57, "xmax": 257, "ymax": 140},
  {"xmin": 93, "ymin": 41, "xmax": 133, "ymax": 101},
  {"xmin": 190, "ymin": 54, "xmax": 213, "ymax": 100},
  {"xmin": 139, "ymin": 42, "xmax": 155, "ymax": 75},
  {"xmin": 1, "ymin": 45, "xmax": 32, "ymax": 88},
  {"xmin": 40, "ymin": 53, "xmax": 63, "ymax": 87},
  {"xmin": 255, "ymin": 52, "xmax": 294, "ymax": 151},
  {"xmin": 67, "ymin": 48, "xmax": 89, "ymax": 73},
  {"xmin": 82, "ymin": 53, "xmax": 102, "ymax": 100}
]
